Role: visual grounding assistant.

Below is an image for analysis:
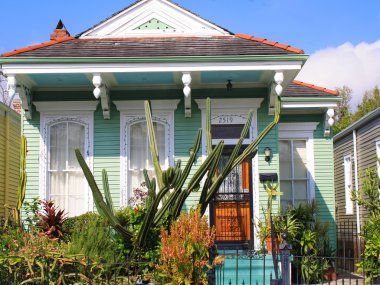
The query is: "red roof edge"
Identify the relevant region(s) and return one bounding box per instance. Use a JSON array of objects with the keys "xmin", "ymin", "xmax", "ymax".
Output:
[
  {"xmin": 2, "ymin": 37, "xmax": 76, "ymax": 57},
  {"xmin": 235, "ymin": 33, "xmax": 304, "ymax": 54},
  {"xmin": 293, "ymin": 80, "xmax": 338, "ymax": 95}
]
